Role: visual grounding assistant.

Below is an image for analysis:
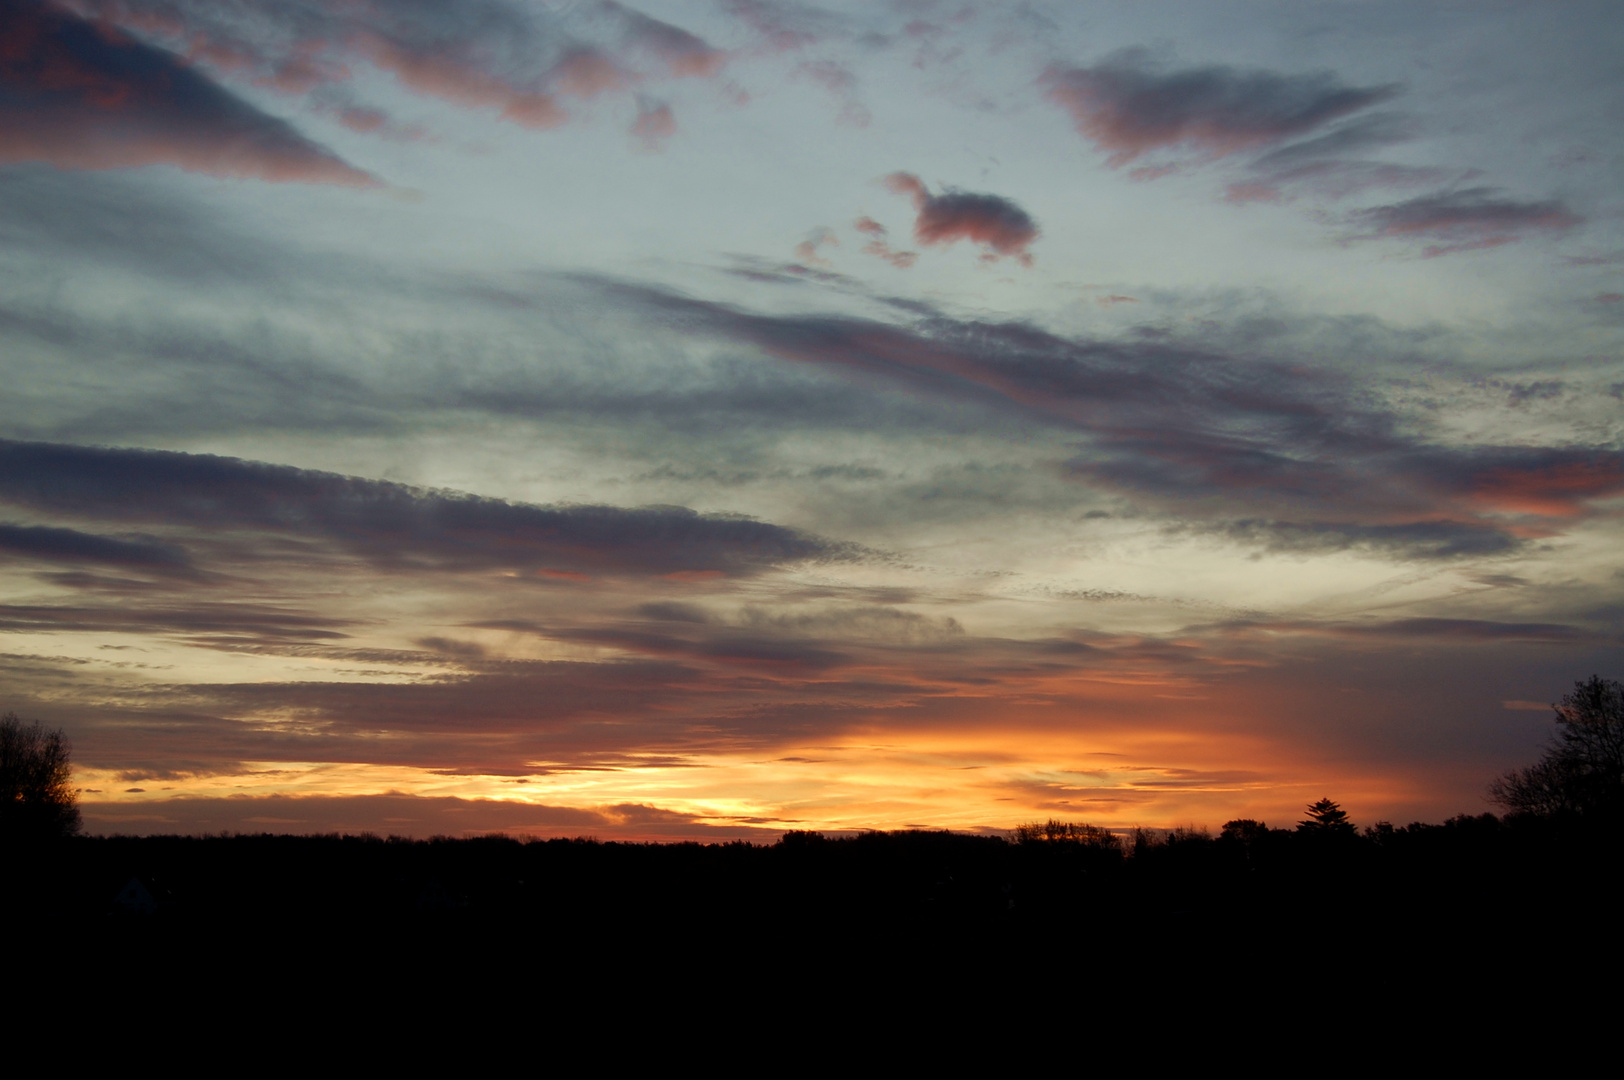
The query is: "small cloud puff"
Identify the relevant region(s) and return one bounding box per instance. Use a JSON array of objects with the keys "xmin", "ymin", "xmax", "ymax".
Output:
[
  {"xmin": 852, "ymin": 216, "xmax": 916, "ymax": 269},
  {"xmin": 883, "ymin": 173, "xmax": 1039, "ymax": 265},
  {"xmin": 794, "ymin": 226, "xmax": 838, "ymax": 266},
  {"xmin": 629, "ymin": 95, "xmax": 676, "ymax": 150}
]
